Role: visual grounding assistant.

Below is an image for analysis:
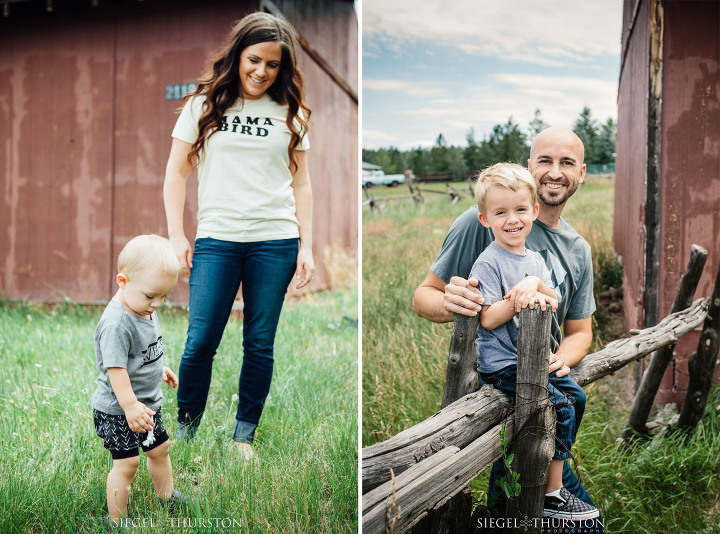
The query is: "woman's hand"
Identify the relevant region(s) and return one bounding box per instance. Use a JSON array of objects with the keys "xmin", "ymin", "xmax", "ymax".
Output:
[
  {"xmin": 169, "ymin": 234, "xmax": 193, "ymax": 275},
  {"xmin": 294, "ymin": 246, "xmax": 315, "ymax": 289}
]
